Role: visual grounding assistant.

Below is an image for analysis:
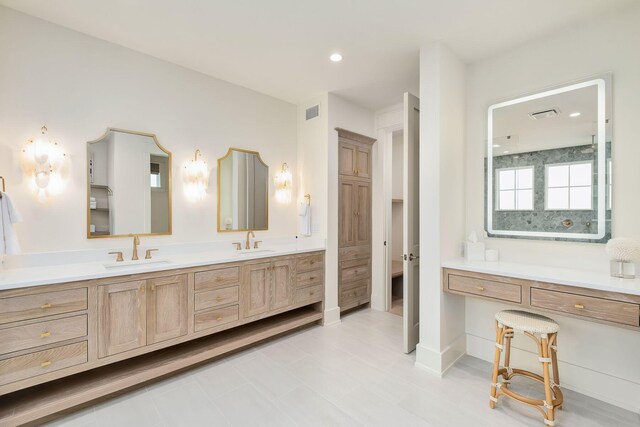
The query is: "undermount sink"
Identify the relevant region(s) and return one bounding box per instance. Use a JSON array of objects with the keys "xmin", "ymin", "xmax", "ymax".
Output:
[
  {"xmin": 103, "ymin": 259, "xmax": 171, "ymax": 270},
  {"xmin": 235, "ymin": 249, "xmax": 275, "ymax": 256}
]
